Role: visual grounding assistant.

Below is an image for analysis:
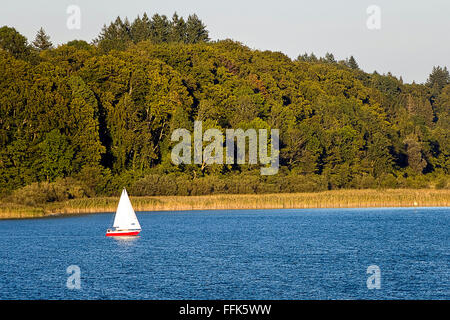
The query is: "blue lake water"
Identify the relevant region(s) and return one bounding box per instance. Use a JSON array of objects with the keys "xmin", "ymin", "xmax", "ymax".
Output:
[{"xmin": 0, "ymin": 207, "xmax": 449, "ymax": 299}]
